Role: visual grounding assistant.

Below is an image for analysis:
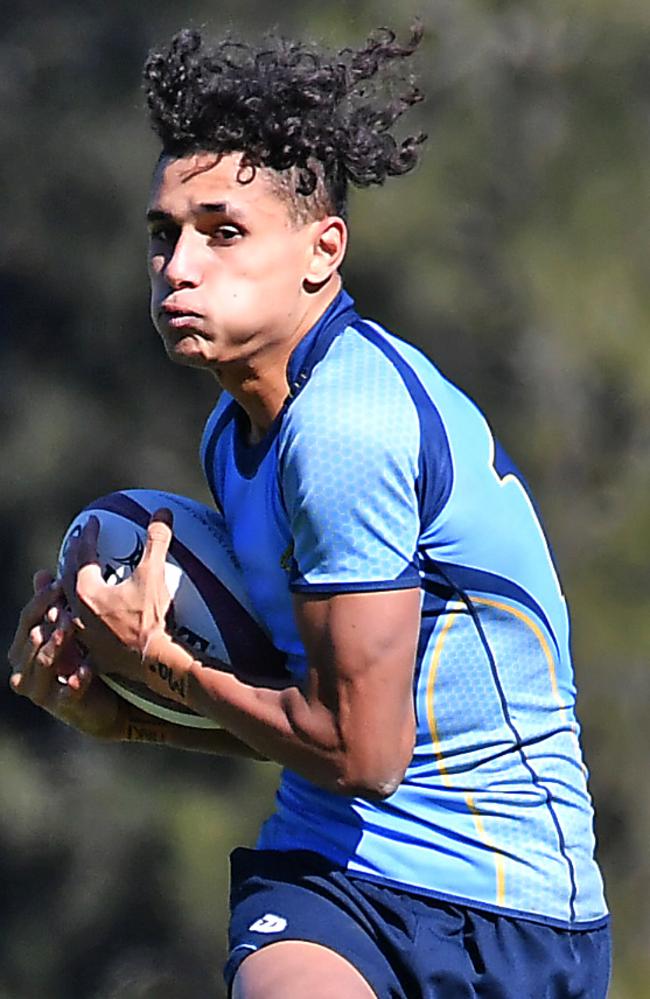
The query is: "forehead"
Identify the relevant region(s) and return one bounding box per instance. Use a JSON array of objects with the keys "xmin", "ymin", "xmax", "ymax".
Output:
[{"xmin": 148, "ymin": 152, "xmax": 293, "ymax": 222}]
